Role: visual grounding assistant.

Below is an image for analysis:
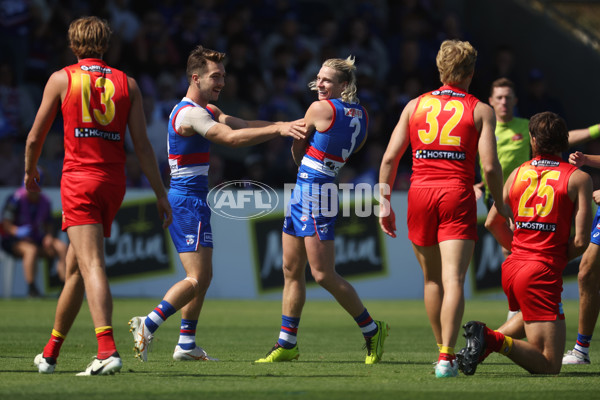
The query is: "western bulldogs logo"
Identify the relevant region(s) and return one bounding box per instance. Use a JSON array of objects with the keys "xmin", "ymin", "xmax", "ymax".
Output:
[{"xmin": 185, "ymin": 235, "xmax": 195, "ymax": 246}]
